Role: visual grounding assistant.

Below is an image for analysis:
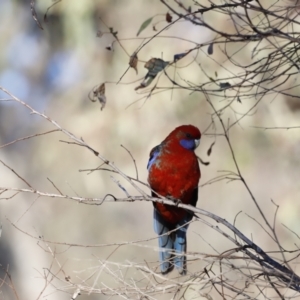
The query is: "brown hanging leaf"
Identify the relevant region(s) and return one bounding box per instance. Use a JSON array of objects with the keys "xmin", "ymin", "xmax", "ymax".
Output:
[
  {"xmin": 134, "ymin": 58, "xmax": 169, "ymax": 90},
  {"xmin": 174, "ymin": 52, "xmax": 187, "ymax": 62},
  {"xmin": 129, "ymin": 52, "xmax": 138, "ymax": 74},
  {"xmin": 30, "ymin": 0, "xmax": 43, "ymax": 30},
  {"xmin": 144, "ymin": 58, "xmax": 169, "ymax": 78},
  {"xmin": 109, "ymin": 27, "xmax": 118, "ymax": 38},
  {"xmin": 89, "ymin": 83, "xmax": 107, "ymax": 110},
  {"xmin": 166, "ymin": 12, "xmax": 172, "ymax": 23},
  {"xmin": 207, "ymin": 141, "xmax": 215, "ymax": 156},
  {"xmin": 106, "ymin": 44, "xmax": 113, "ymax": 51},
  {"xmin": 208, "ymin": 43, "xmax": 214, "ymax": 55},
  {"xmin": 197, "ymin": 156, "xmax": 210, "ymax": 166},
  {"xmin": 219, "ymin": 82, "xmax": 231, "ymax": 89}
]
